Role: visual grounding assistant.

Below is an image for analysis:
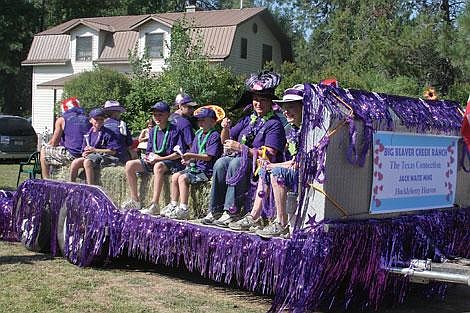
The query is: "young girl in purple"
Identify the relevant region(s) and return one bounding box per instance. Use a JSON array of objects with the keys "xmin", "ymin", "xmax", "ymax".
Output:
[
  {"xmin": 70, "ymin": 108, "xmax": 120, "ymax": 185},
  {"xmin": 163, "ymin": 108, "xmax": 222, "ymax": 220}
]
